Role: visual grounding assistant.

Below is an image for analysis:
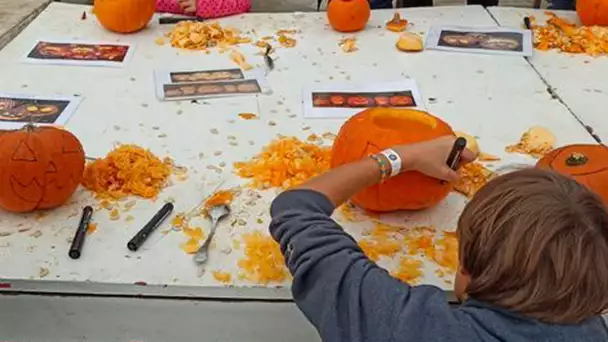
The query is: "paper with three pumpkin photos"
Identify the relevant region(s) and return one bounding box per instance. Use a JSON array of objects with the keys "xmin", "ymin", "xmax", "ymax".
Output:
[
  {"xmin": 302, "ymin": 80, "xmax": 425, "ymax": 119},
  {"xmin": 153, "ymin": 68, "xmax": 271, "ymax": 101},
  {"xmin": 0, "ymin": 93, "xmax": 82, "ymax": 129}
]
